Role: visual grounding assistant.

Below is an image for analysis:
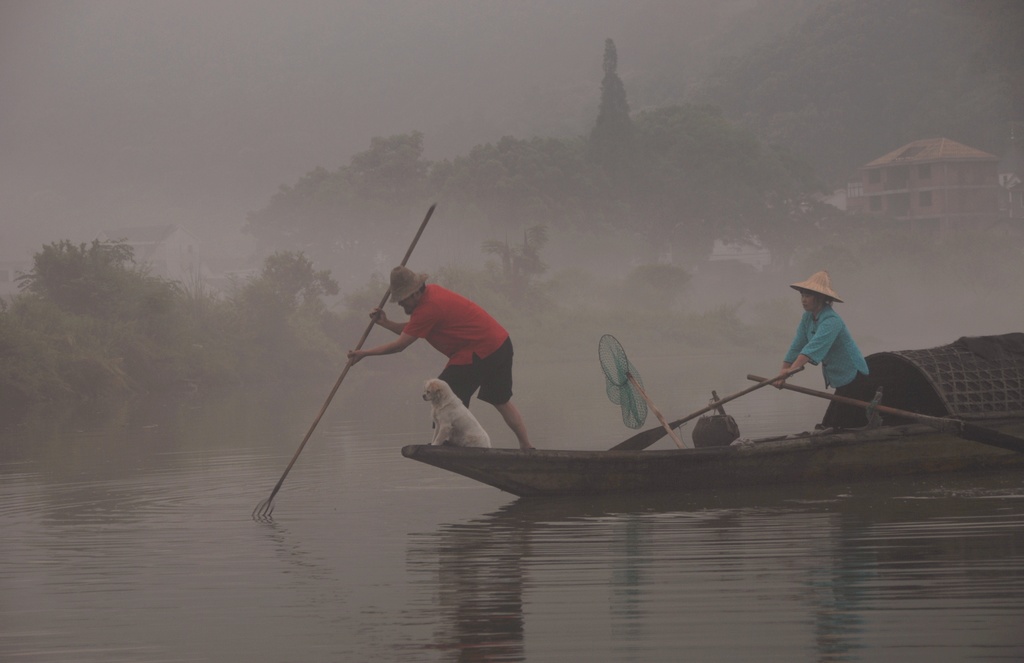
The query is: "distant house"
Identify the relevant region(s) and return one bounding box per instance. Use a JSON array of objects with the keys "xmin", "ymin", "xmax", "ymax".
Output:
[
  {"xmin": 100, "ymin": 224, "xmax": 205, "ymax": 283},
  {"xmin": 709, "ymin": 239, "xmax": 771, "ymax": 270},
  {"xmin": 846, "ymin": 137, "xmax": 1001, "ymax": 232}
]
